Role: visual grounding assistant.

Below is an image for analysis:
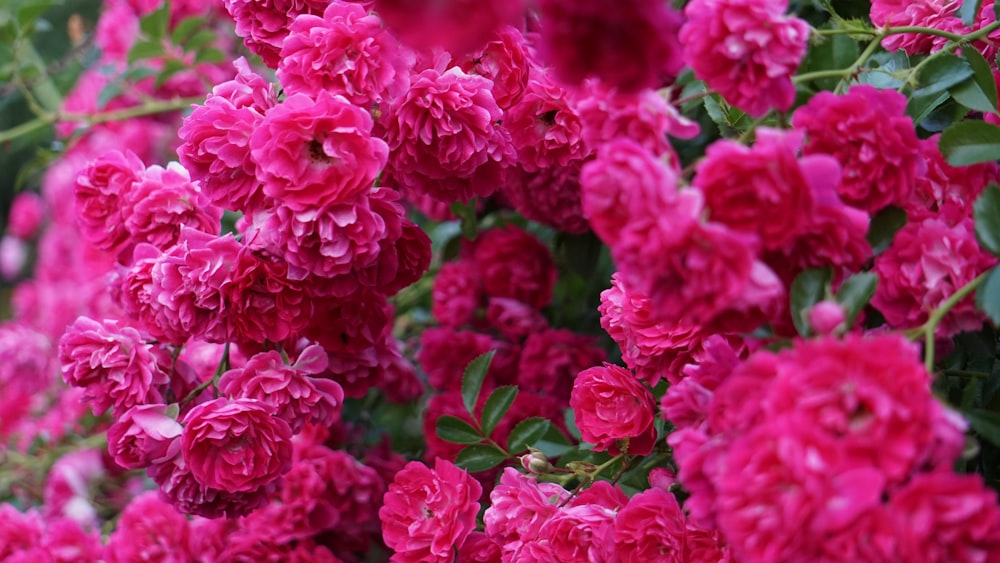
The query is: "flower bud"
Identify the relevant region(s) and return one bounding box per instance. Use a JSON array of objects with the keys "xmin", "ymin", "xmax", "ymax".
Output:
[
  {"xmin": 808, "ymin": 300, "xmax": 846, "ymax": 335},
  {"xmin": 519, "ymin": 449, "xmax": 554, "ymax": 475}
]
